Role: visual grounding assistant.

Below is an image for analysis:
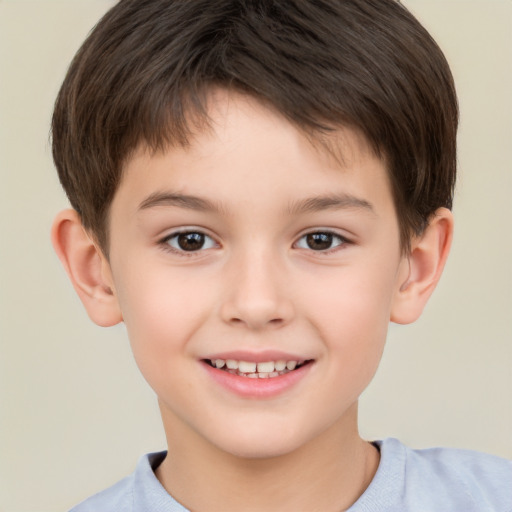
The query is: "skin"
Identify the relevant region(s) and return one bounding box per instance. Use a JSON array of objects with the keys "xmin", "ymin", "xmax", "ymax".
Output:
[{"xmin": 52, "ymin": 90, "xmax": 453, "ymax": 511}]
